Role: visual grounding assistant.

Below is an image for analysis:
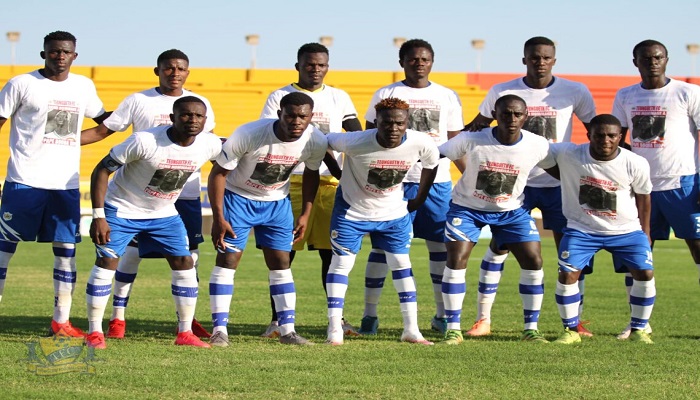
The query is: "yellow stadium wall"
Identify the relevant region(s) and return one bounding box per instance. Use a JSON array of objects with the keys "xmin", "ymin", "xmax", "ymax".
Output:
[{"xmin": 0, "ymin": 65, "xmax": 486, "ymax": 208}]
